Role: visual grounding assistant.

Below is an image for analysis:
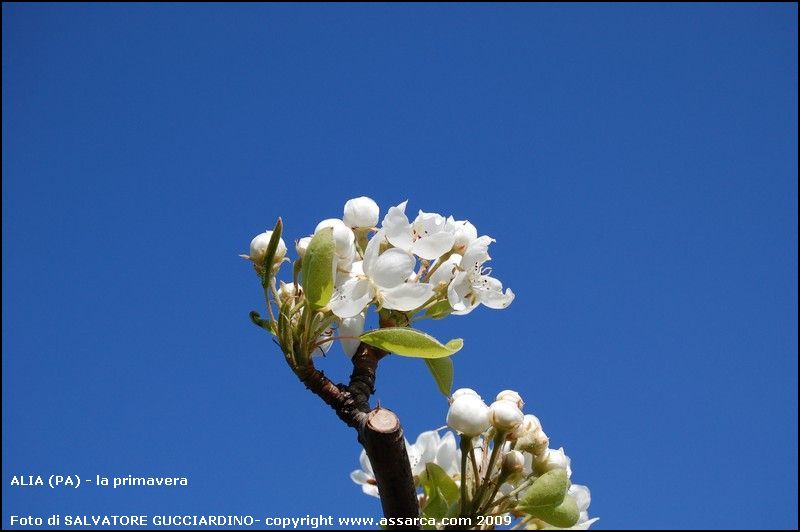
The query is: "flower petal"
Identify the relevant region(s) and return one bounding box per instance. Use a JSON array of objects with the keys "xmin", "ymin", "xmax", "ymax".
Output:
[
  {"xmin": 329, "ymin": 277, "xmax": 374, "ymax": 318},
  {"xmin": 413, "ymin": 430, "xmax": 441, "ymax": 466},
  {"xmin": 339, "ymin": 312, "xmax": 366, "ymax": 358},
  {"xmin": 447, "ymin": 271, "xmax": 477, "ymax": 315},
  {"xmin": 460, "ymin": 235, "xmax": 495, "ymax": 273},
  {"xmin": 371, "ymin": 248, "xmax": 416, "ymax": 288},
  {"xmin": 361, "ymin": 229, "xmax": 383, "ymax": 277},
  {"xmin": 435, "ymin": 431, "xmax": 460, "ymax": 476},
  {"xmin": 479, "ymin": 281, "xmax": 515, "ymax": 310},
  {"xmin": 428, "ymin": 253, "xmax": 462, "ymax": 286},
  {"xmin": 383, "ymin": 201, "xmax": 413, "ymax": 250},
  {"xmin": 358, "ymin": 448, "xmax": 373, "ymax": 475},
  {"xmin": 411, "ymin": 232, "xmax": 456, "ymax": 260},
  {"xmin": 381, "ymin": 282, "xmax": 434, "ymax": 311}
]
